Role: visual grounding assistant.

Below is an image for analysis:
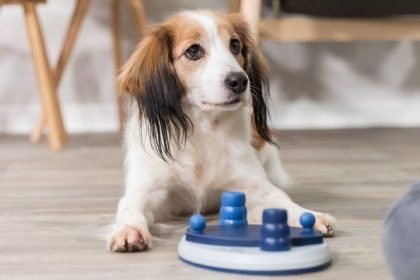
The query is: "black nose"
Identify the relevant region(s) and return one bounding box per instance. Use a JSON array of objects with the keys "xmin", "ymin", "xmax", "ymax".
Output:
[{"xmin": 224, "ymin": 72, "xmax": 248, "ymax": 94}]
